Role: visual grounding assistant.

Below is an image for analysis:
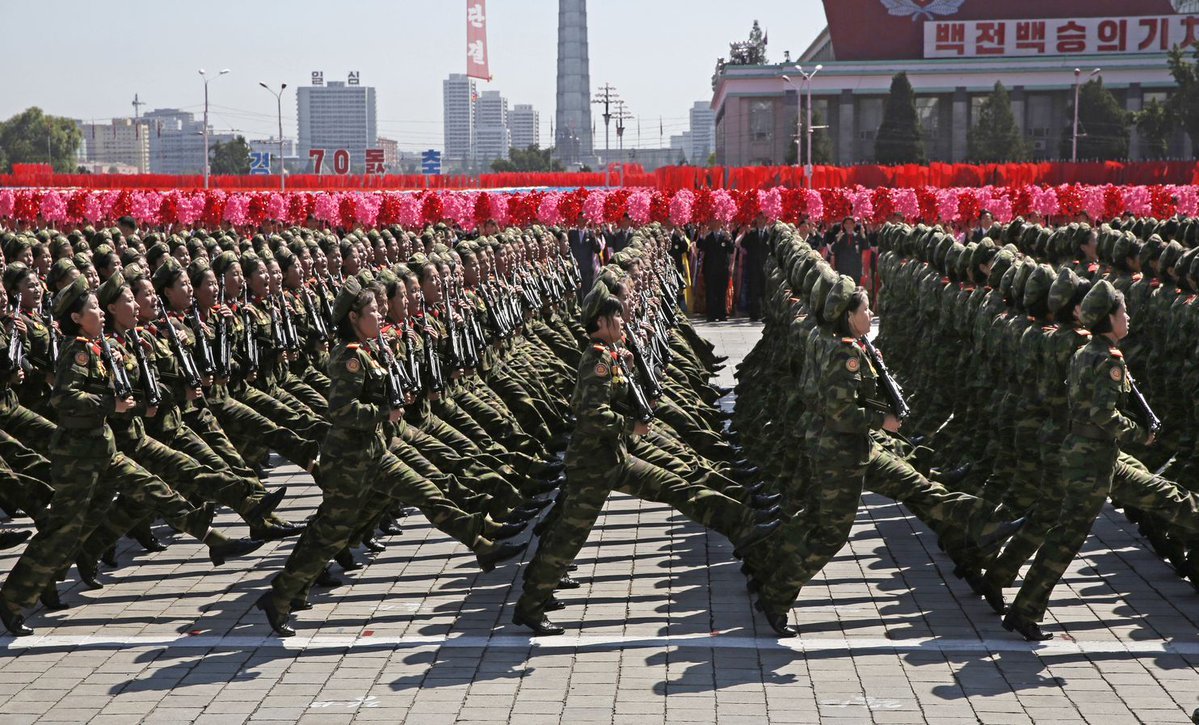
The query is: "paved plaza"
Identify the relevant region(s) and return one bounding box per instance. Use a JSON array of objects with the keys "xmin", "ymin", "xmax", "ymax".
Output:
[{"xmin": 0, "ymin": 320, "xmax": 1196, "ymax": 724}]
